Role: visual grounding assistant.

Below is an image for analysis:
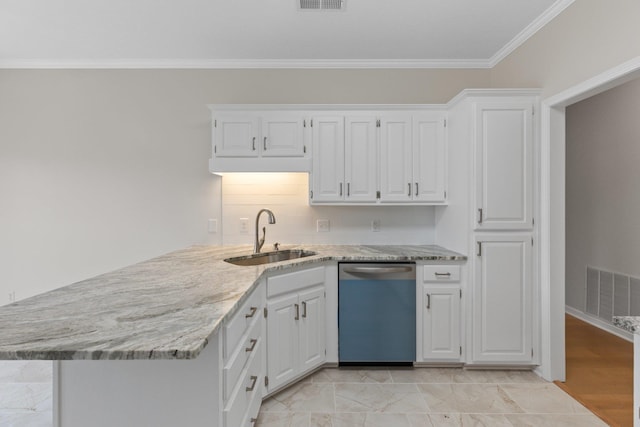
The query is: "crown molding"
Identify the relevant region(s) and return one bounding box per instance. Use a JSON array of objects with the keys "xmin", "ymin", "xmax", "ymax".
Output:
[
  {"xmin": 488, "ymin": 0, "xmax": 575, "ymax": 67},
  {"xmin": 0, "ymin": 58, "xmax": 493, "ymax": 69}
]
